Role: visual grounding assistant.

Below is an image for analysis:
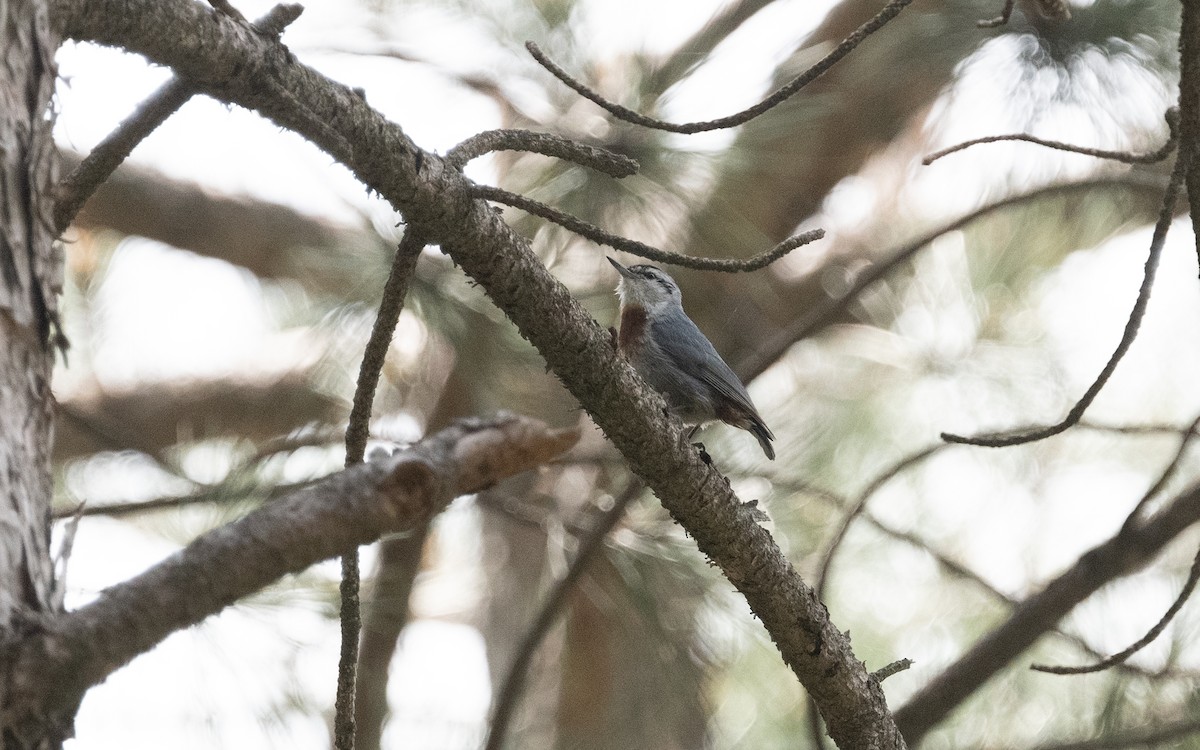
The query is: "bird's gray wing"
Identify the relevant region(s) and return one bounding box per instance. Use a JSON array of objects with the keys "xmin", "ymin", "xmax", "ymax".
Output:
[{"xmin": 650, "ymin": 313, "xmax": 757, "ymax": 415}]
